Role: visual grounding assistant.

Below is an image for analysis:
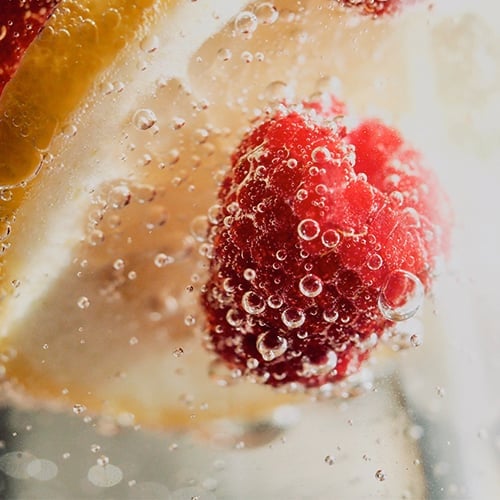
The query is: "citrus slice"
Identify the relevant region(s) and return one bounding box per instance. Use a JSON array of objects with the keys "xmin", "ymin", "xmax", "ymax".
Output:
[{"xmin": 0, "ymin": 0, "xmax": 465, "ymax": 429}]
